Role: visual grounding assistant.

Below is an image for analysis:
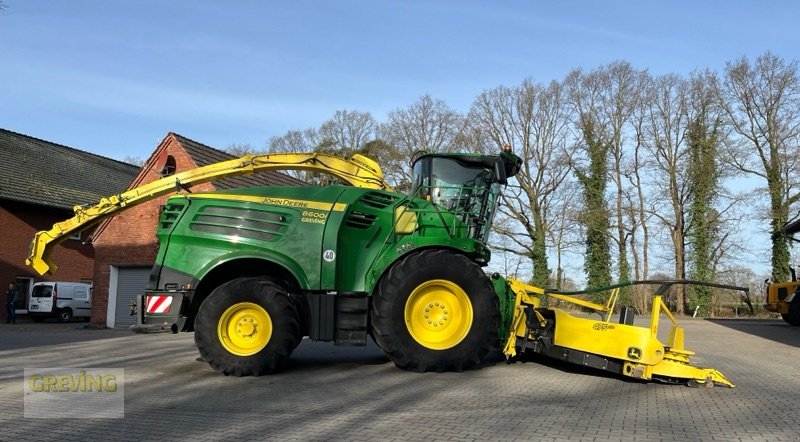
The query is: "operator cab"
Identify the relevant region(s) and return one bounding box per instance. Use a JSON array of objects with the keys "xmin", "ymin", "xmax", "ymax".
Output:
[{"xmin": 410, "ymin": 150, "xmax": 521, "ymax": 242}]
